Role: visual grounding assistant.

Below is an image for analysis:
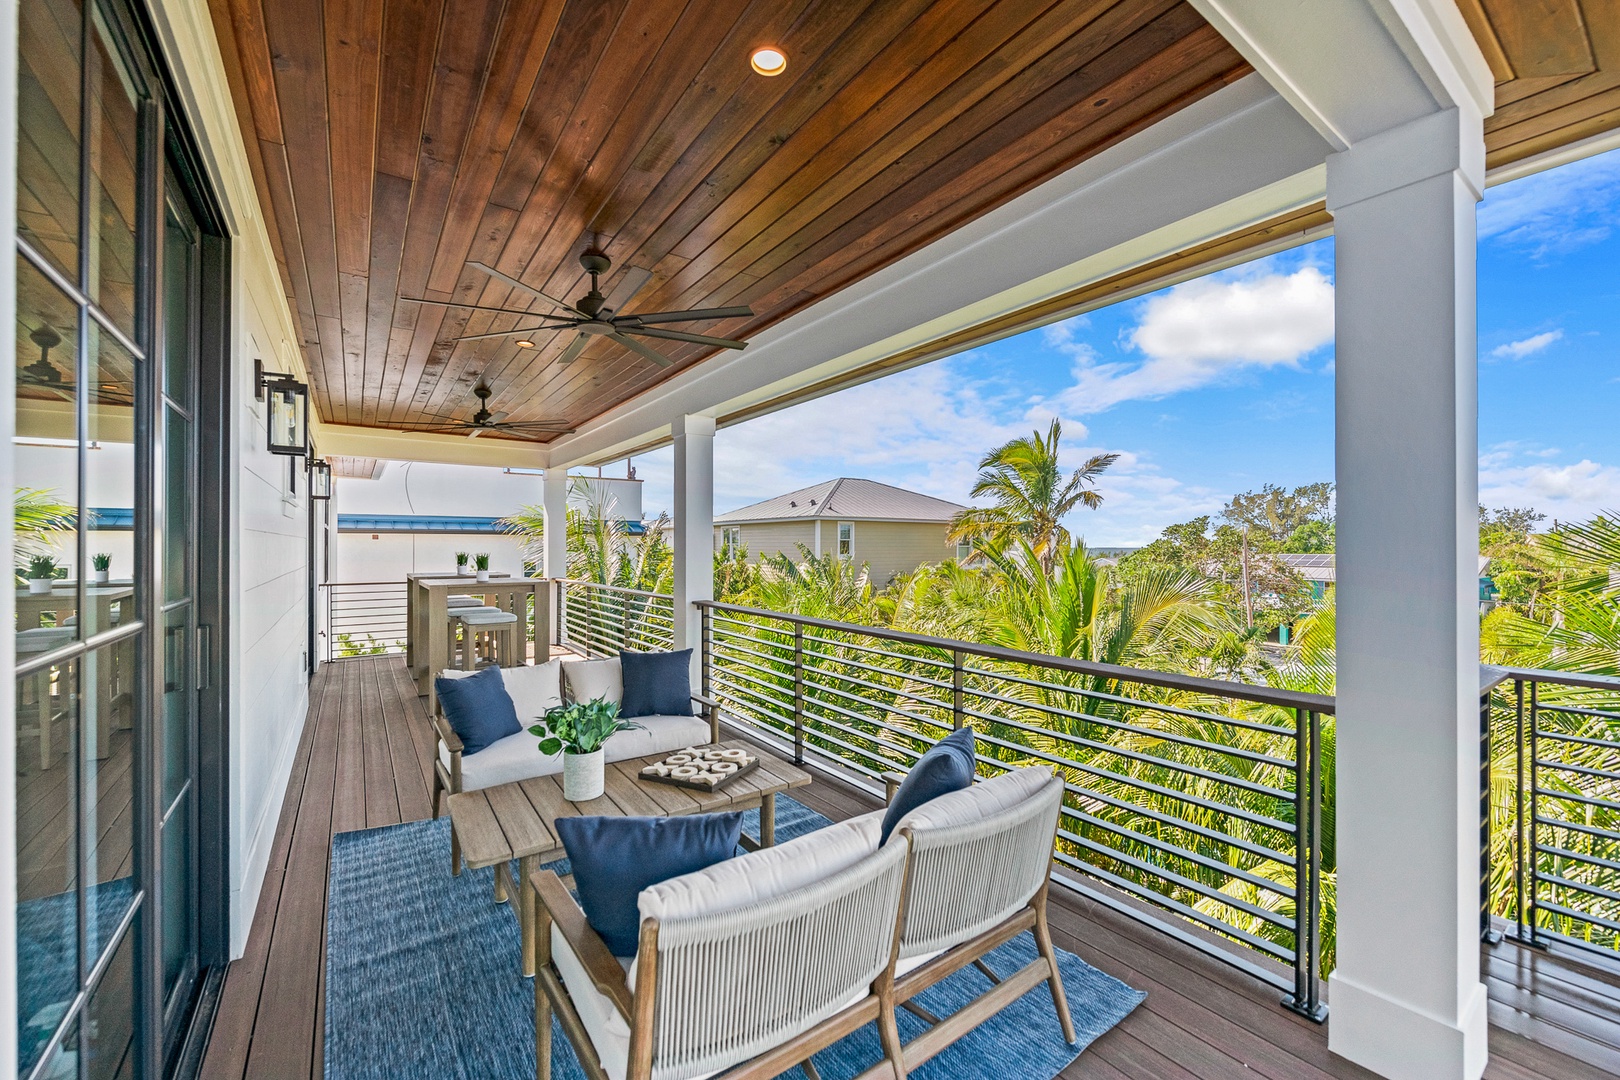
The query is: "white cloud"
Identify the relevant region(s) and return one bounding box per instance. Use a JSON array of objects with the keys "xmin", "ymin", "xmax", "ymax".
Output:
[
  {"xmin": 1052, "ymin": 267, "xmax": 1335, "ymax": 413},
  {"xmin": 1490, "ymin": 329, "xmax": 1562, "ymax": 359},
  {"xmin": 1480, "ymin": 447, "xmax": 1620, "ymax": 522},
  {"xmin": 1479, "ymin": 147, "xmax": 1620, "ymax": 258}
]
